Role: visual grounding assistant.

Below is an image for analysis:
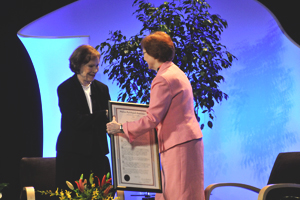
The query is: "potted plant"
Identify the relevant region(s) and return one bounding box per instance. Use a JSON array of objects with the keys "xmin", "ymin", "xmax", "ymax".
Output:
[{"xmin": 97, "ymin": 0, "xmax": 236, "ymax": 129}]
